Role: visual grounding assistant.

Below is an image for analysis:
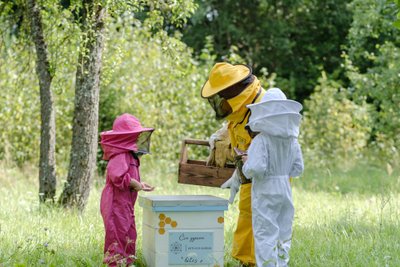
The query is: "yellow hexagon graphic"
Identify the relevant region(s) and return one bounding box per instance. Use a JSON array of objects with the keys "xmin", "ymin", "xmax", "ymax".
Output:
[{"xmin": 171, "ymin": 221, "xmax": 178, "ymax": 228}]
